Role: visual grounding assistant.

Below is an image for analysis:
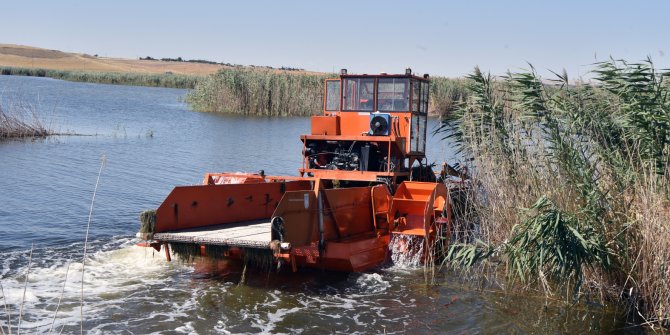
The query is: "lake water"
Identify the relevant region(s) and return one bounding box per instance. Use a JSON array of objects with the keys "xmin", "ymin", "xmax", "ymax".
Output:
[{"xmin": 0, "ymin": 76, "xmax": 637, "ymax": 334}]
